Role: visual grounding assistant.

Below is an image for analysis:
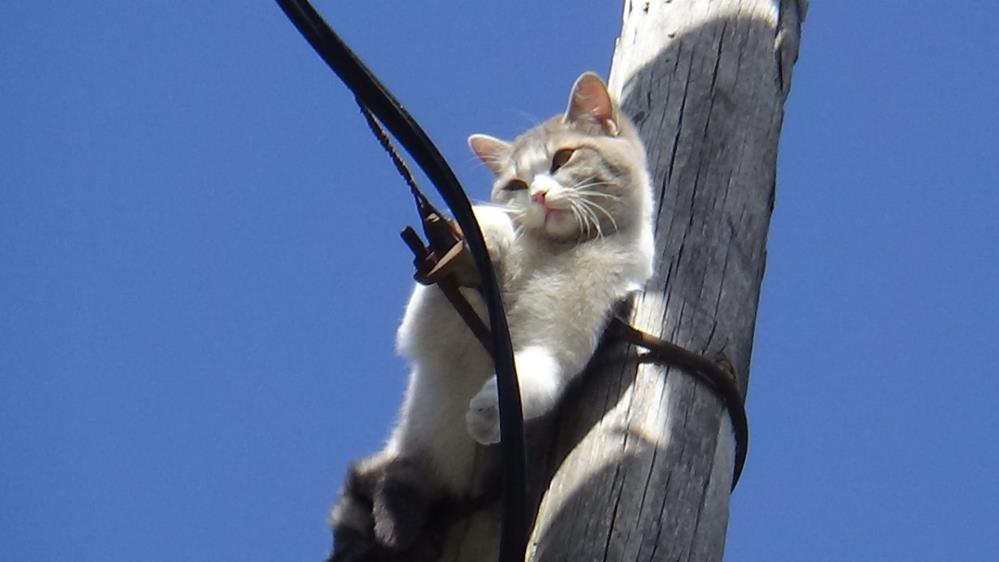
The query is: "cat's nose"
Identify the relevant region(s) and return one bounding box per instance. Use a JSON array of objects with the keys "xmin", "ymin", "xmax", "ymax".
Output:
[{"xmin": 531, "ymin": 190, "xmax": 548, "ymax": 205}]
